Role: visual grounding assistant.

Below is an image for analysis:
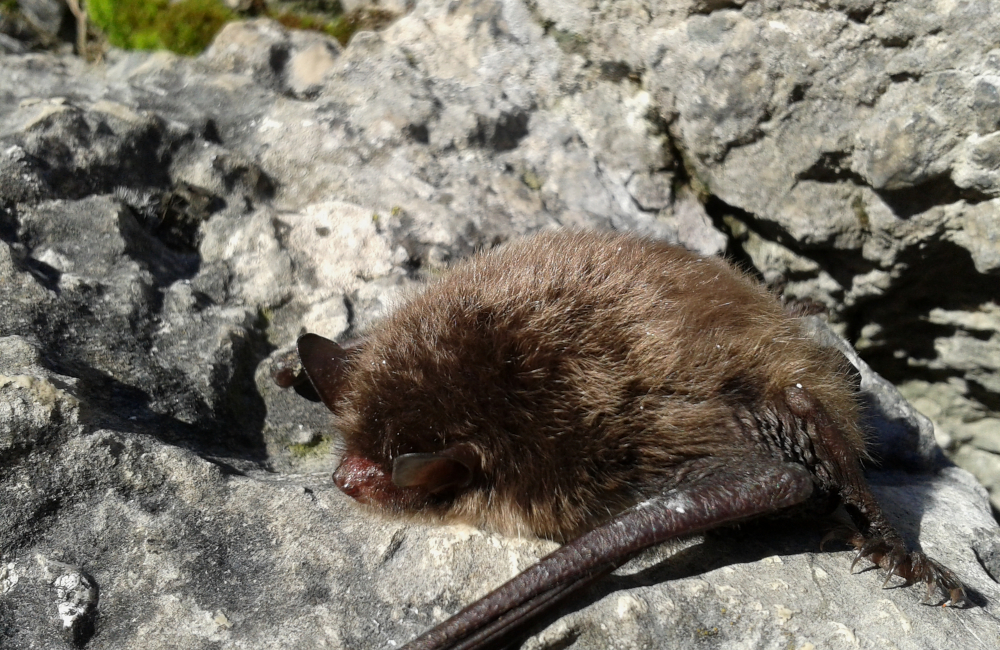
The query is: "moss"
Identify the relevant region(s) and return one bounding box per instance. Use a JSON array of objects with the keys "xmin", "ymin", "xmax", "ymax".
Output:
[
  {"xmin": 156, "ymin": 0, "xmax": 235, "ymax": 55},
  {"xmin": 86, "ymin": 0, "xmax": 394, "ymax": 55},
  {"xmin": 84, "ymin": 0, "xmax": 398, "ymax": 58},
  {"xmin": 274, "ymin": 7, "xmax": 395, "ymax": 46},
  {"xmin": 288, "ymin": 435, "xmax": 333, "ymax": 458},
  {"xmin": 88, "ymin": 0, "xmax": 159, "ymax": 50},
  {"xmin": 272, "ymin": 9, "xmax": 333, "ymax": 36},
  {"xmin": 88, "ymin": 0, "xmax": 233, "ymax": 54},
  {"xmin": 0, "ymin": 0, "xmax": 20, "ymax": 14}
]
